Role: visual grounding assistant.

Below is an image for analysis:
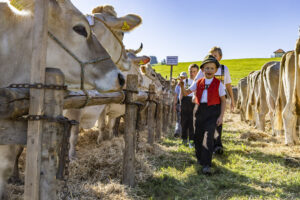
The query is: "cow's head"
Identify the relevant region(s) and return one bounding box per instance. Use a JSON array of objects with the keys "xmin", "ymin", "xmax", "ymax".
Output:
[
  {"xmin": 8, "ymin": 0, "xmax": 125, "ymax": 92},
  {"xmin": 90, "ymin": 5, "xmax": 142, "ymax": 71}
]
